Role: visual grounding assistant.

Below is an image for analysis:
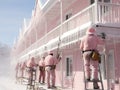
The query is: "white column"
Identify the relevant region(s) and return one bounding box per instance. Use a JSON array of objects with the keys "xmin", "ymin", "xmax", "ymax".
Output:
[
  {"xmin": 45, "ymin": 18, "xmax": 47, "ymax": 45},
  {"xmin": 59, "ymin": 0, "xmax": 63, "ymax": 88},
  {"xmin": 95, "ymin": 0, "xmax": 98, "ymax": 23},
  {"xmin": 104, "ymin": 43, "xmax": 110, "ymax": 90}
]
